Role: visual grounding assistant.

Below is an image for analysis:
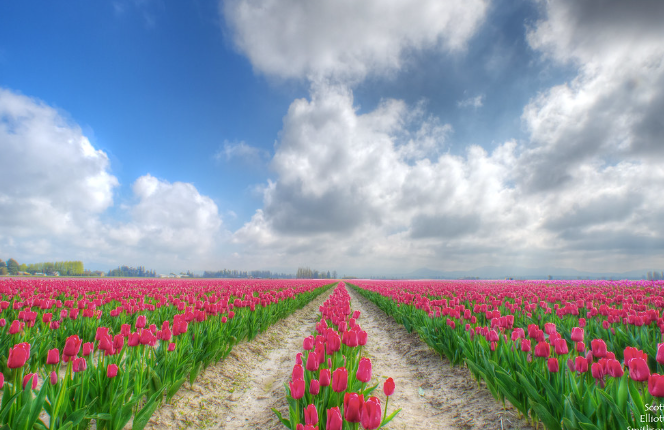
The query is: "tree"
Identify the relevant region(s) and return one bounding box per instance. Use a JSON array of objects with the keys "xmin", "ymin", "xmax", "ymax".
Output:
[
  {"xmin": 0, "ymin": 259, "xmax": 6, "ymax": 276},
  {"xmin": 332, "ymin": 270, "xmax": 337, "ymax": 279},
  {"xmin": 6, "ymin": 258, "xmax": 19, "ymax": 275}
]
